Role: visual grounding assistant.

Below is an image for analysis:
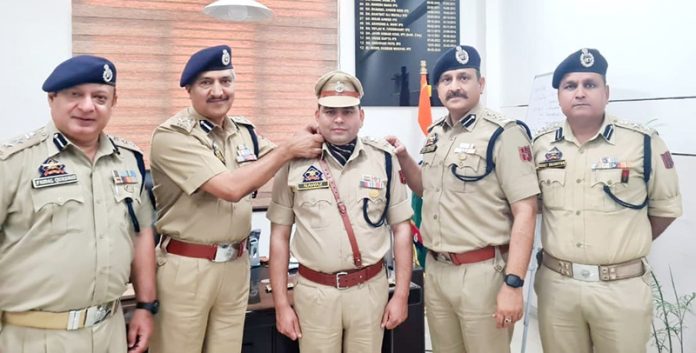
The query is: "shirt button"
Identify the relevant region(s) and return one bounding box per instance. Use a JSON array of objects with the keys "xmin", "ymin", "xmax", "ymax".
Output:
[
  {"xmin": 576, "ymin": 210, "xmax": 581, "ymax": 215},
  {"xmin": 576, "ymin": 242, "xmax": 583, "ymax": 248},
  {"xmin": 450, "ymin": 137, "xmax": 455, "ymax": 141},
  {"xmin": 579, "ymin": 148, "xmax": 584, "ymax": 154},
  {"xmin": 57, "ymin": 197, "xmax": 64, "ymax": 203},
  {"xmin": 435, "ymin": 188, "xmax": 441, "ymax": 192},
  {"xmin": 576, "ymin": 179, "xmax": 582, "ymax": 183},
  {"xmin": 434, "ymin": 215, "xmax": 438, "ymax": 220}
]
